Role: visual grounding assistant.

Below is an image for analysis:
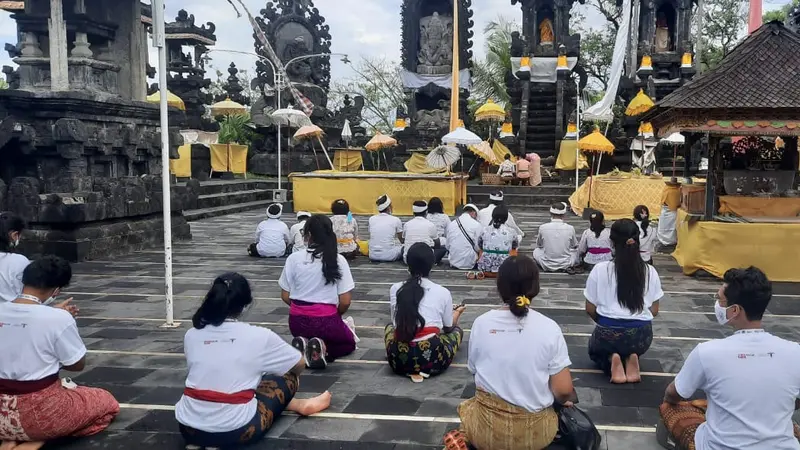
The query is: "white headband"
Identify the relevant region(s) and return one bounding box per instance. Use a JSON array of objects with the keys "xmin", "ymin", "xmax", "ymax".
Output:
[
  {"xmin": 296, "ymin": 211, "xmax": 310, "ymax": 219},
  {"xmin": 412, "ymin": 203, "xmax": 428, "ymax": 214},
  {"xmin": 463, "ymin": 203, "xmax": 478, "ymax": 213},
  {"xmin": 377, "ymin": 196, "xmax": 392, "ymax": 212},
  {"xmin": 489, "ymin": 192, "xmax": 504, "ymax": 201},
  {"xmin": 550, "ymin": 202, "xmax": 568, "ymax": 215},
  {"xmin": 266, "ymin": 204, "xmax": 283, "ymax": 219}
]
